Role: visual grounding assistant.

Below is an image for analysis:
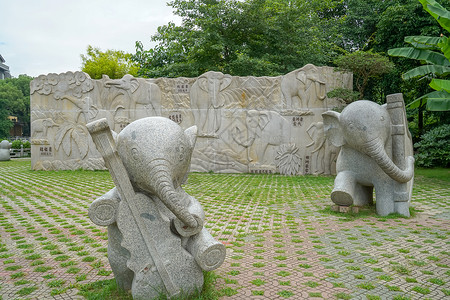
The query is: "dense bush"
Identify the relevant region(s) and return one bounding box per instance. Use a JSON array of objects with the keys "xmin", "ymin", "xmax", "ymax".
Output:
[
  {"xmin": 414, "ymin": 124, "xmax": 450, "ymax": 168},
  {"xmin": 11, "ymin": 140, "xmax": 22, "ymax": 149}
]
